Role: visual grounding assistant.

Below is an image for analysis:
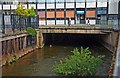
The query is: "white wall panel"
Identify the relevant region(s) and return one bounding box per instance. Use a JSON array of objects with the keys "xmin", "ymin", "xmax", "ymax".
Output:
[
  {"xmin": 76, "ymin": 3, "xmax": 85, "ymax": 8},
  {"xmin": 39, "ymin": 20, "xmax": 45, "ymax": 25},
  {"xmin": 56, "ymin": 3, "xmax": 64, "ymax": 8},
  {"xmin": 86, "ymin": 20, "xmax": 96, "ymax": 24},
  {"xmin": 11, "ymin": 5, "xmax": 17, "ymax": 9},
  {"xmin": 29, "ymin": 4, "xmax": 36, "ymax": 9},
  {"xmin": 71, "ymin": 20, "xmax": 74, "ymax": 24},
  {"xmin": 3, "ymin": 5, "xmax": 10, "ymax": 10},
  {"xmin": 108, "ymin": 0, "xmax": 119, "ymax": 14},
  {"xmin": 86, "ymin": 2, "xmax": 96, "ymax": 8},
  {"xmin": 47, "ymin": 4, "xmax": 55, "ymax": 9},
  {"xmin": 56, "ymin": 20, "xmax": 64, "ymax": 25},
  {"xmin": 65, "ymin": 20, "xmax": 74, "ymax": 24},
  {"xmin": 47, "ymin": 20, "xmax": 55, "ymax": 25},
  {"xmin": 38, "ymin": 4, "xmax": 45, "ymax": 9},
  {"xmin": 66, "ymin": 3, "xmax": 74, "ymax": 8},
  {"xmin": 97, "ymin": 2, "xmax": 107, "ymax": 7},
  {"xmin": 0, "ymin": 5, "xmax": 2, "ymax": 10}
]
